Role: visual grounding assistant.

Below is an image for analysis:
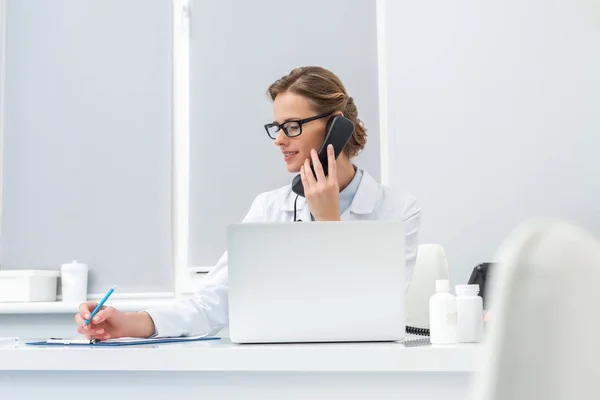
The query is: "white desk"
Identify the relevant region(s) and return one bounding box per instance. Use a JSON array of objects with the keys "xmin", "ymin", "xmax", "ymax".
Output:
[{"xmin": 0, "ymin": 336, "xmax": 483, "ymax": 400}]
